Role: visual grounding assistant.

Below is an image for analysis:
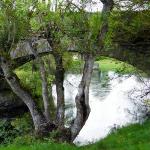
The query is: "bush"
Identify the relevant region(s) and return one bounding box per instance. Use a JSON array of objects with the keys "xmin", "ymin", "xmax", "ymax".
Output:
[
  {"xmin": 13, "ymin": 135, "xmax": 37, "ymax": 146},
  {"xmin": 11, "ymin": 113, "xmax": 33, "ymax": 134},
  {"xmin": 0, "ymin": 120, "xmax": 20, "ymax": 144}
]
